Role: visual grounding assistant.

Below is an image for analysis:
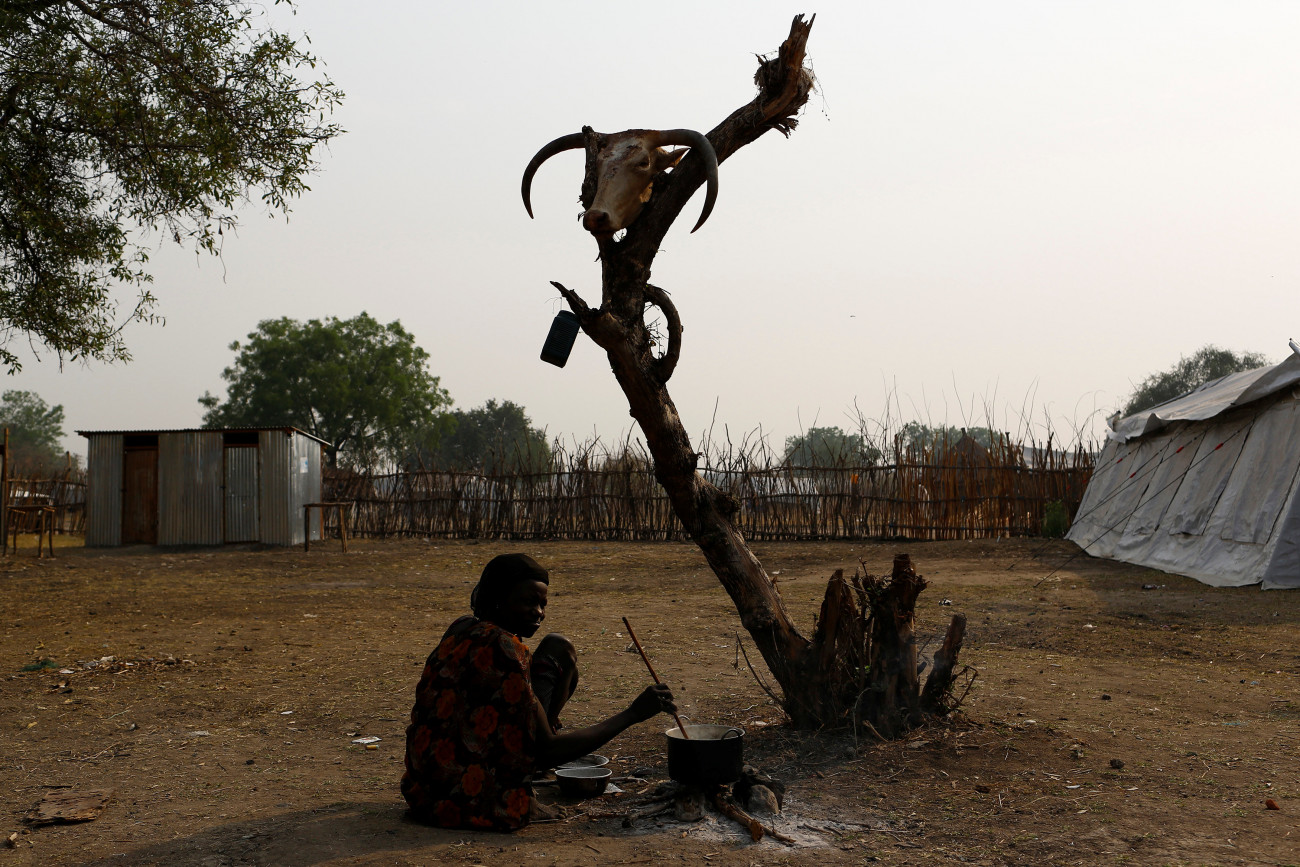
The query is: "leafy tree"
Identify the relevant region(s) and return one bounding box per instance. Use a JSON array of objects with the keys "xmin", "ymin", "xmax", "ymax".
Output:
[
  {"xmin": 0, "ymin": 0, "xmax": 342, "ymax": 371},
  {"xmin": 1122, "ymin": 345, "xmax": 1270, "ymax": 417},
  {"xmin": 414, "ymin": 399, "xmax": 550, "ymax": 472},
  {"xmin": 895, "ymin": 423, "xmax": 996, "ymax": 452},
  {"xmin": 783, "ymin": 426, "xmax": 881, "ymax": 468},
  {"xmin": 0, "ymin": 389, "xmax": 65, "ymax": 469},
  {"xmin": 199, "ymin": 313, "xmax": 450, "ymax": 467}
]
